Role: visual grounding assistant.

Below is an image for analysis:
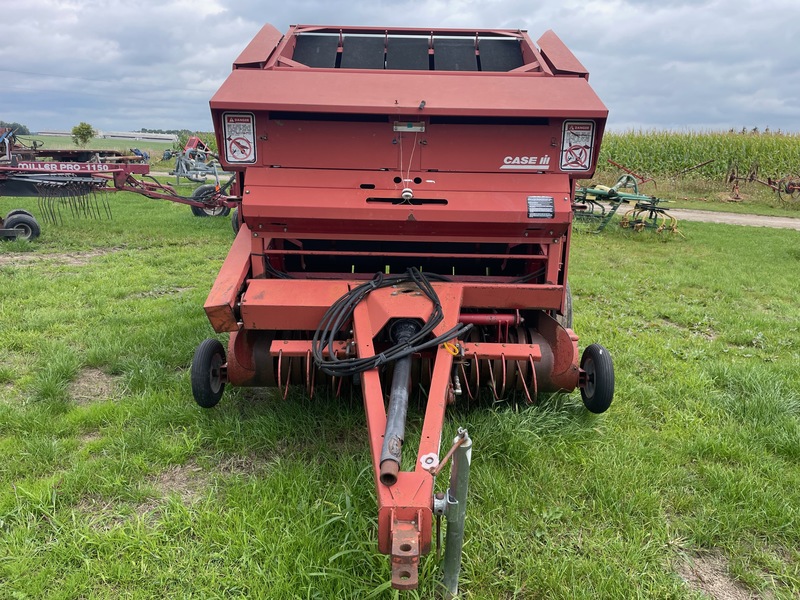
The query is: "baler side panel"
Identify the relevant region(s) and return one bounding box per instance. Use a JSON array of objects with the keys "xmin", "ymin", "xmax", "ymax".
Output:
[{"xmin": 233, "ymin": 24, "xmax": 284, "ymax": 68}]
